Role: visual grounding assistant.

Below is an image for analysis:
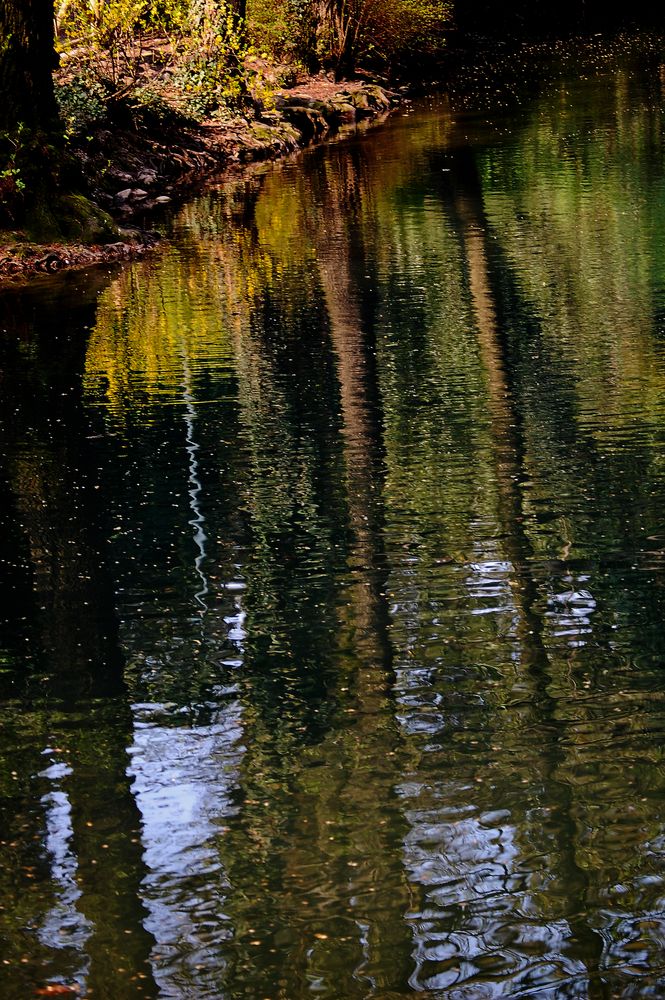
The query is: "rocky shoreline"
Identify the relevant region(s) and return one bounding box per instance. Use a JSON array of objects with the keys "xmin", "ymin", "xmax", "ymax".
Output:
[{"xmin": 0, "ymin": 80, "xmax": 397, "ymax": 282}]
